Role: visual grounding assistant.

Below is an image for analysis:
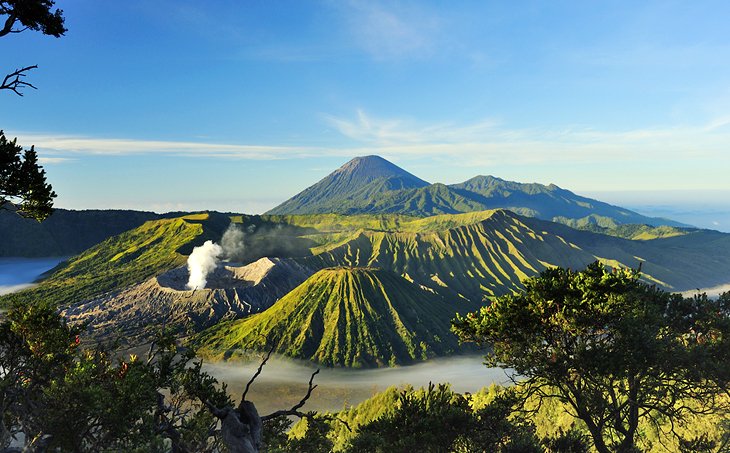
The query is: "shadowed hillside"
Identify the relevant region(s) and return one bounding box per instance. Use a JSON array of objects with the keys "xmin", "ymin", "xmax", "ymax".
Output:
[{"xmin": 0, "ymin": 208, "xmax": 161, "ymax": 257}]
